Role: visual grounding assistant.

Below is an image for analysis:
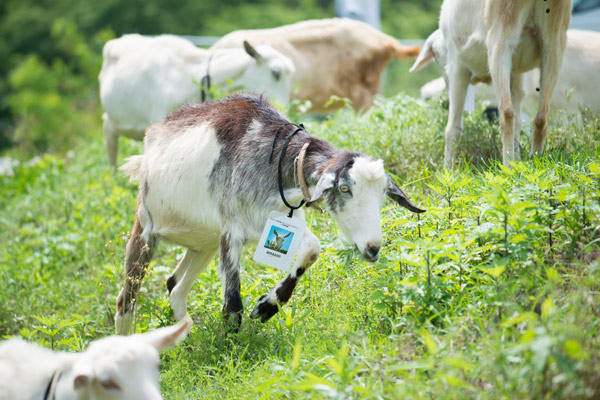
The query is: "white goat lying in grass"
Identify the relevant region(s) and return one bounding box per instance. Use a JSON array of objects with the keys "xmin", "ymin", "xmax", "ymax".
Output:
[{"xmin": 0, "ymin": 318, "xmax": 190, "ymax": 400}]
